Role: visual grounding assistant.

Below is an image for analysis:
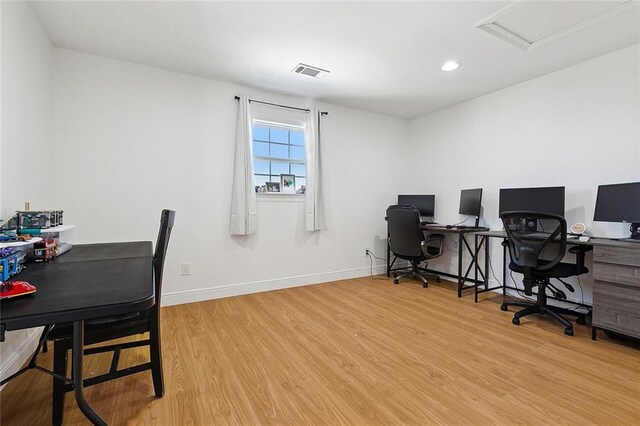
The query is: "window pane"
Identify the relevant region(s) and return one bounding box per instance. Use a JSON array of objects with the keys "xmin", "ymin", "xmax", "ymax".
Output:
[
  {"xmin": 290, "ymin": 131, "xmax": 305, "ymax": 146},
  {"xmin": 270, "ymin": 176, "xmax": 281, "ymax": 184},
  {"xmin": 271, "ymin": 128, "xmax": 288, "ymax": 143},
  {"xmin": 297, "ymin": 178, "xmax": 306, "ymax": 190},
  {"xmin": 271, "ymin": 161, "xmax": 289, "ymax": 175},
  {"xmin": 253, "ymin": 141, "xmax": 269, "ymax": 157},
  {"xmin": 254, "ymin": 175, "xmax": 269, "ymax": 191},
  {"xmin": 253, "ymin": 126, "xmax": 269, "ymax": 141},
  {"xmin": 291, "ymin": 163, "xmax": 306, "ymax": 176},
  {"xmin": 253, "ymin": 161, "xmax": 269, "ymax": 175},
  {"xmin": 290, "ymin": 146, "xmax": 305, "ymax": 160},
  {"xmin": 270, "ymin": 143, "xmax": 288, "ymax": 159}
]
